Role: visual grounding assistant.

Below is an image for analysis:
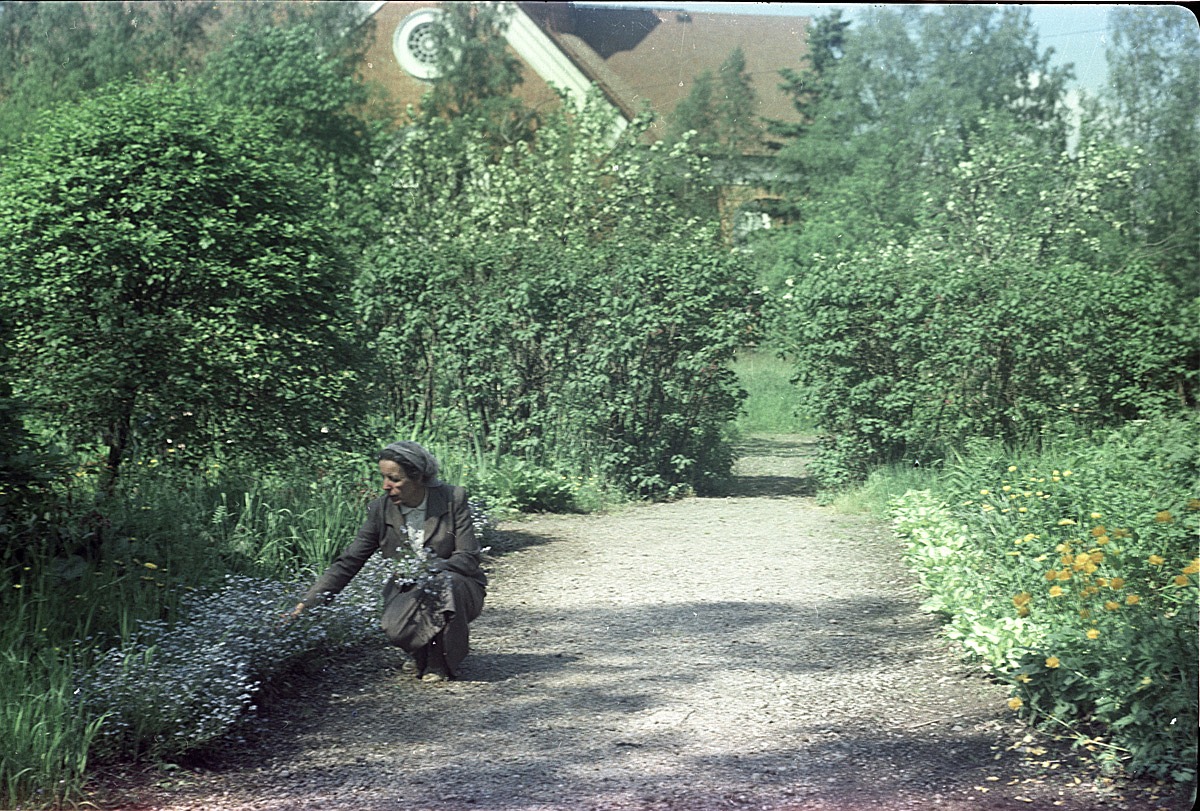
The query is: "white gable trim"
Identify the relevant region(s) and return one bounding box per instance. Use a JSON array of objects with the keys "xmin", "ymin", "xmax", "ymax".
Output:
[{"xmin": 504, "ymin": 5, "xmax": 628, "ymax": 135}]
